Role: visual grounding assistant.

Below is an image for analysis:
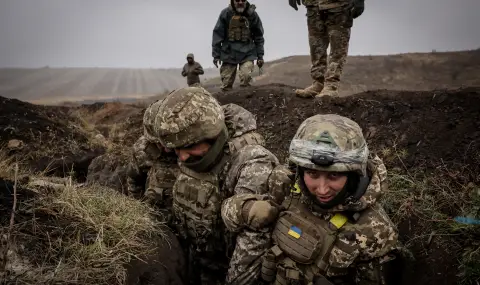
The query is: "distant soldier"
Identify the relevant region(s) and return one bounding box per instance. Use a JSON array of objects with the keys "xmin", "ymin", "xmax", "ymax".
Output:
[
  {"xmin": 182, "ymin": 53, "xmax": 205, "ymax": 87},
  {"xmin": 289, "ymin": 0, "xmax": 365, "ymax": 98},
  {"xmin": 212, "ymin": 0, "xmax": 265, "ymax": 91}
]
